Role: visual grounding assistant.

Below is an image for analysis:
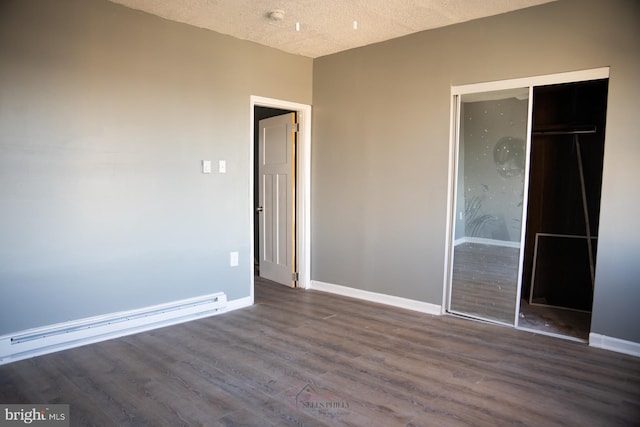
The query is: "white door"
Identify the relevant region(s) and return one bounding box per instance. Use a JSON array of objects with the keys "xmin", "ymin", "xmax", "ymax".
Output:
[{"xmin": 258, "ymin": 113, "xmax": 296, "ymax": 287}]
